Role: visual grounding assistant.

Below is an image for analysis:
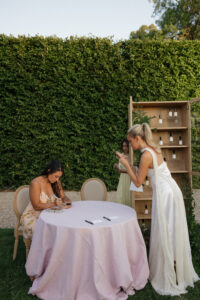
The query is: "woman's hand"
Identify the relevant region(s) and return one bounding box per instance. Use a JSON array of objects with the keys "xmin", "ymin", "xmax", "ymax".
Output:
[
  {"xmin": 55, "ymin": 197, "xmax": 63, "ymax": 207},
  {"xmin": 113, "ymin": 163, "xmax": 120, "ymax": 172},
  {"xmin": 62, "ymin": 202, "xmax": 72, "ymax": 209},
  {"xmin": 115, "ymin": 151, "xmax": 130, "ymax": 169}
]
